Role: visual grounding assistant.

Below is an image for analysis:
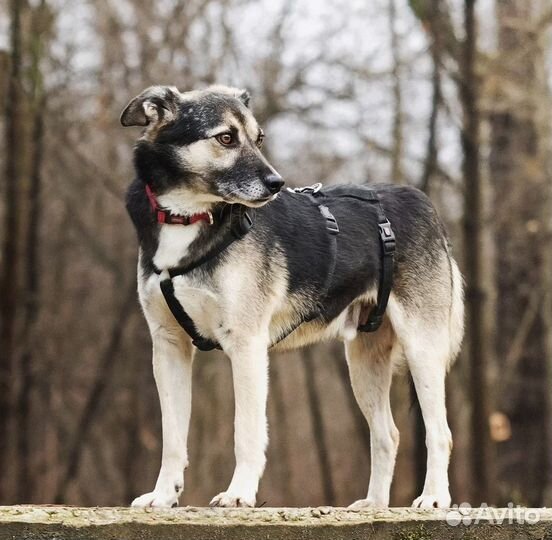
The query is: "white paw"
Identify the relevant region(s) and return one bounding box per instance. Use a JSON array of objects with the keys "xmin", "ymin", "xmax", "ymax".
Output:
[
  {"xmin": 131, "ymin": 489, "xmax": 180, "ymax": 508},
  {"xmin": 209, "ymin": 491, "xmax": 255, "ymax": 508},
  {"xmin": 412, "ymin": 493, "xmax": 451, "ymax": 509},
  {"xmin": 347, "ymin": 498, "xmax": 387, "ymax": 511}
]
